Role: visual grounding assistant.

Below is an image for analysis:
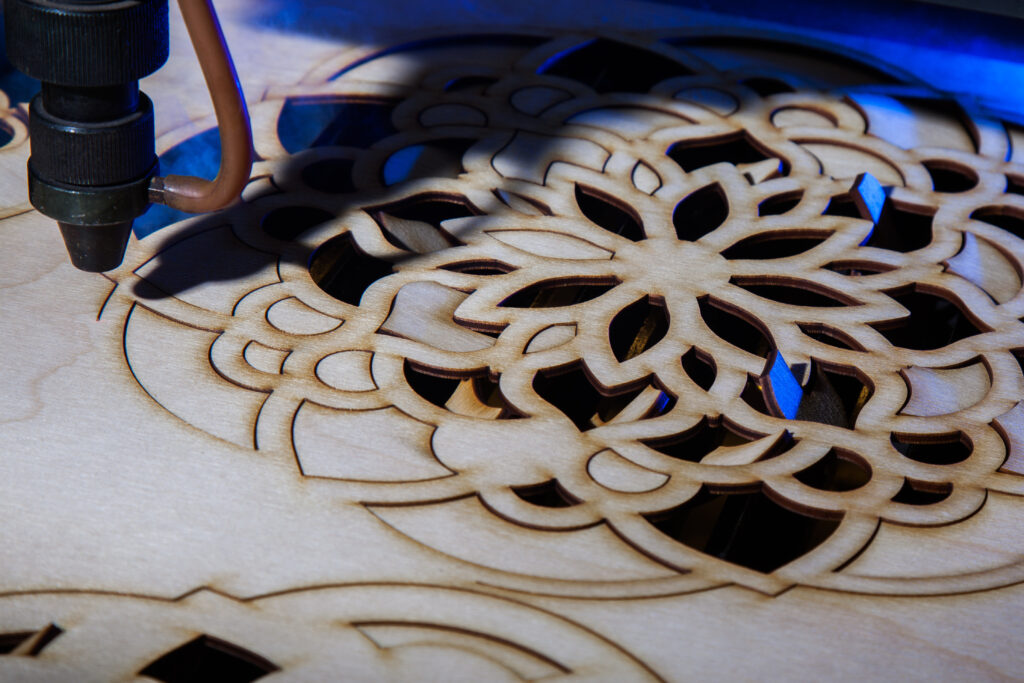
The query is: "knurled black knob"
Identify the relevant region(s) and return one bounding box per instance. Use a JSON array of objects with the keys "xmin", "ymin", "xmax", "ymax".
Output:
[
  {"xmin": 29, "ymin": 92, "xmax": 156, "ymax": 187},
  {"xmin": 5, "ymin": 0, "xmax": 169, "ymax": 87}
]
